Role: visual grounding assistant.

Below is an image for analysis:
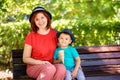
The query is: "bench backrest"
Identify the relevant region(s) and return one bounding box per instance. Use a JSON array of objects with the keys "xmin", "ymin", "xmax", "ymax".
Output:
[
  {"xmin": 76, "ymin": 45, "xmax": 120, "ymax": 76},
  {"xmin": 12, "ymin": 49, "xmax": 35, "ymax": 80},
  {"xmin": 12, "ymin": 45, "xmax": 120, "ymax": 80}
]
